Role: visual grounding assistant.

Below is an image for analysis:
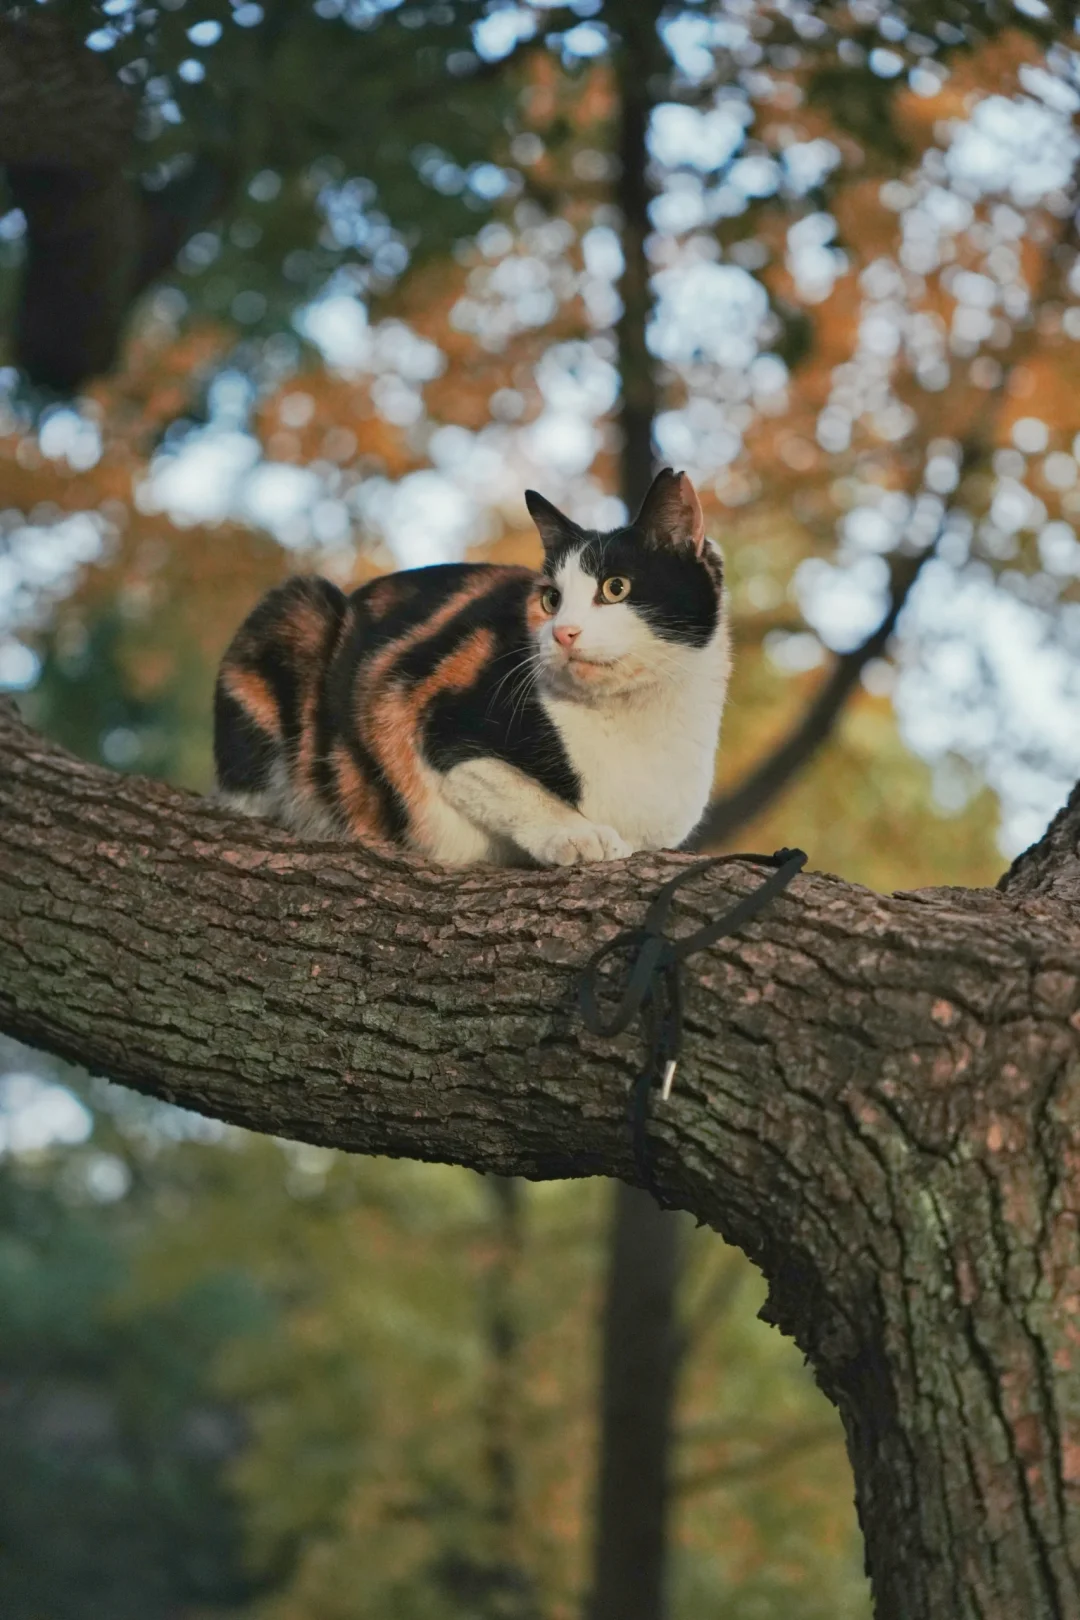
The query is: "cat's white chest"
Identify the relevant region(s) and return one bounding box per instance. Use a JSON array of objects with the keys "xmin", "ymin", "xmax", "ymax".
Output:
[{"xmin": 542, "ymin": 677, "xmax": 724, "ymax": 852}]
